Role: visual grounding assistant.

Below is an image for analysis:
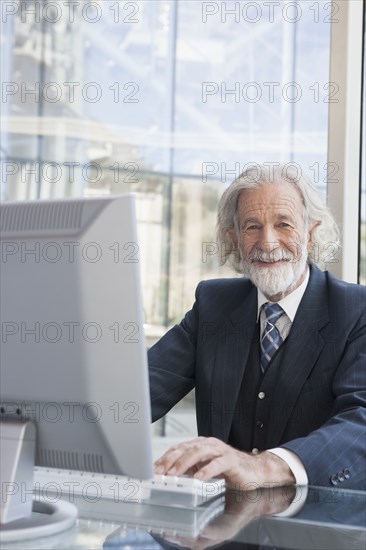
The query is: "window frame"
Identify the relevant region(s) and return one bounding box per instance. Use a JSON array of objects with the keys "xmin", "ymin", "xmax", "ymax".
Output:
[{"xmin": 327, "ymin": 0, "xmax": 364, "ymax": 283}]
